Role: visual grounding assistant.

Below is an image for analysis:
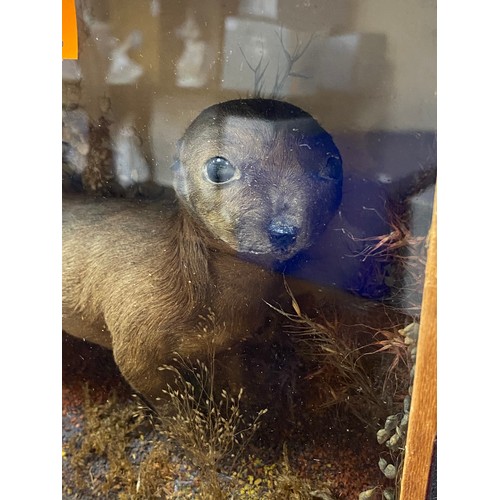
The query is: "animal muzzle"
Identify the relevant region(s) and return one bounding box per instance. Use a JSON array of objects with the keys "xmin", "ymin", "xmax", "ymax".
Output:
[{"xmin": 267, "ymin": 220, "xmax": 300, "ymax": 254}]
